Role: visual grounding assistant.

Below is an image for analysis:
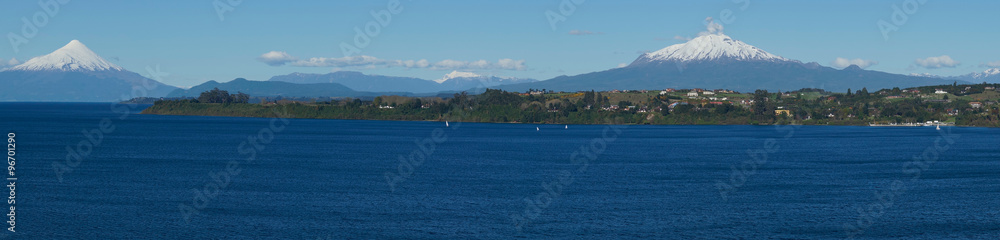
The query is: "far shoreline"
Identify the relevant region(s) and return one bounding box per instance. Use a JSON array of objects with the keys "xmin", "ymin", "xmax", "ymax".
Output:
[{"xmin": 138, "ymin": 111, "xmax": 987, "ymax": 130}]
